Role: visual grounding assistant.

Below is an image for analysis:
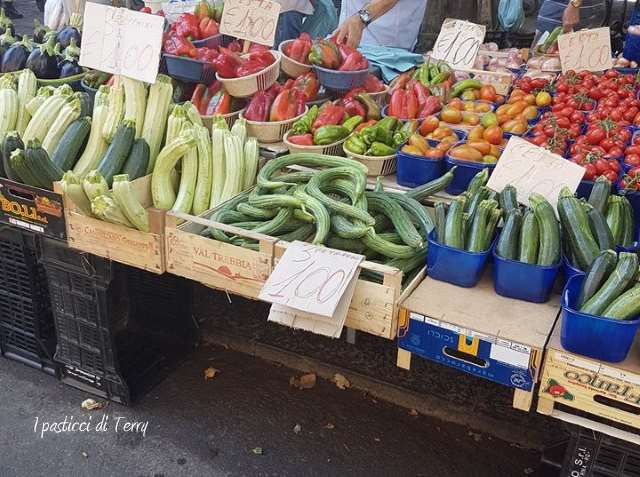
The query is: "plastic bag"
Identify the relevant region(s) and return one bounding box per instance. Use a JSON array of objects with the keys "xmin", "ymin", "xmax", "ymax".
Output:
[{"xmin": 498, "ymin": 0, "xmax": 524, "ymax": 32}]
